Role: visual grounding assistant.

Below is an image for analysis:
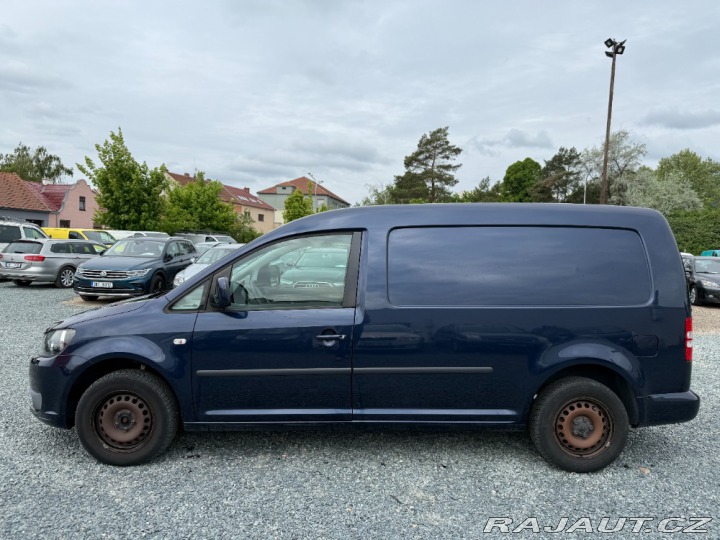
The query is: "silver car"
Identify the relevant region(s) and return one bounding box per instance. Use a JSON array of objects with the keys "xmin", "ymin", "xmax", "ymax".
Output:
[
  {"xmin": 173, "ymin": 243, "xmax": 245, "ymax": 287},
  {"xmin": 0, "ymin": 239, "xmax": 106, "ymax": 288}
]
